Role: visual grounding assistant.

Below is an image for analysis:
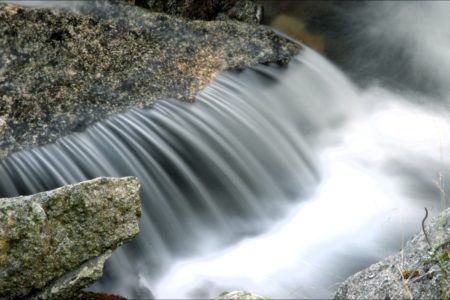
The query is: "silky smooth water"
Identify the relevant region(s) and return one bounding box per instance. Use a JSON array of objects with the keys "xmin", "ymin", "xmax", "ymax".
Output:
[
  {"xmin": 152, "ymin": 46, "xmax": 450, "ymax": 297},
  {"xmin": 0, "ymin": 47, "xmax": 358, "ymax": 297},
  {"xmin": 1, "ymin": 1, "xmax": 450, "ymax": 299}
]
